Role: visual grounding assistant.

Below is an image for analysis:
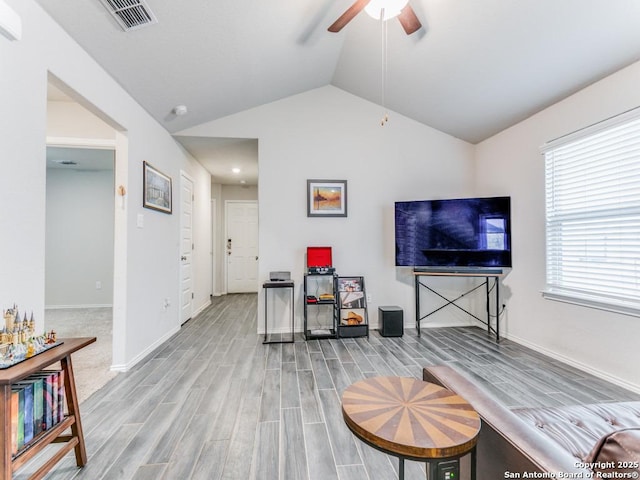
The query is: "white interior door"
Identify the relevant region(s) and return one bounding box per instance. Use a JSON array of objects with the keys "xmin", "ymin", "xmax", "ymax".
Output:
[
  {"xmin": 226, "ymin": 201, "xmax": 258, "ymax": 293},
  {"xmin": 211, "ymin": 198, "xmax": 217, "ymax": 297},
  {"xmin": 180, "ymin": 173, "xmax": 194, "ymax": 323}
]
